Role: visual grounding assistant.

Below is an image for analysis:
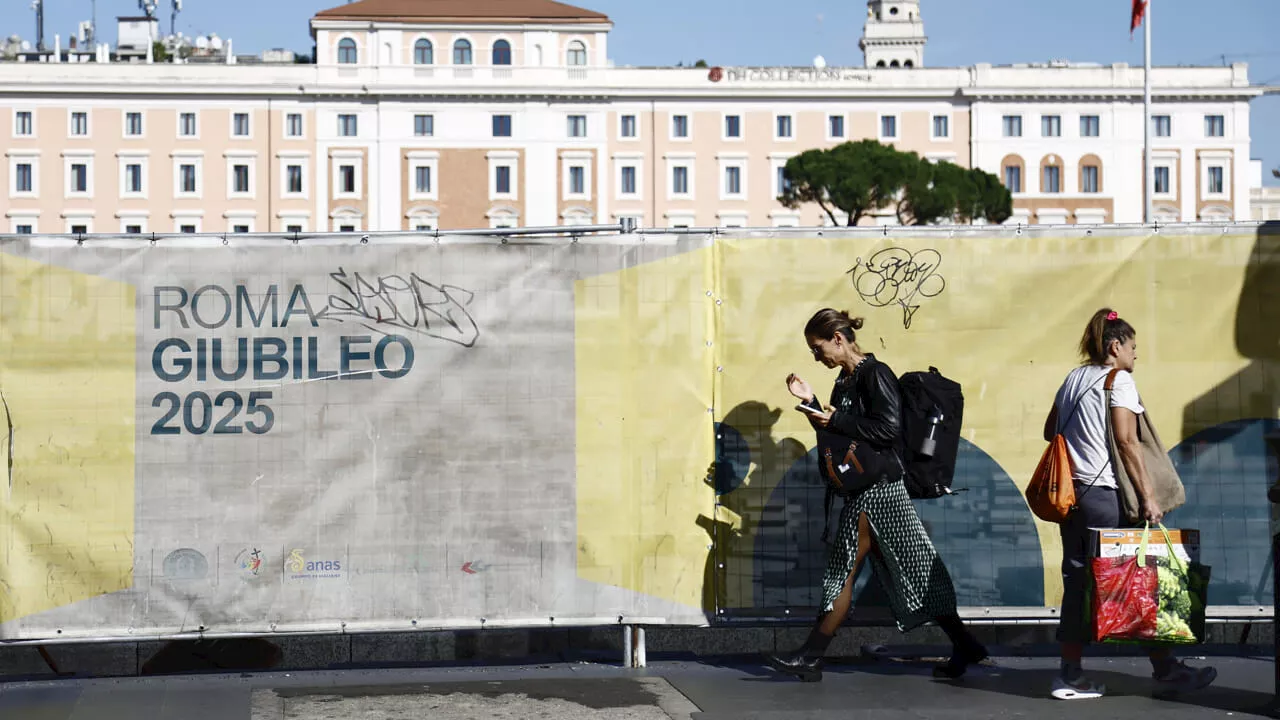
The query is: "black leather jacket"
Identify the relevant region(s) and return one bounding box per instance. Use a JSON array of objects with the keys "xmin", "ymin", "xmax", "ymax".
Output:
[{"xmin": 815, "ymin": 353, "xmax": 905, "ymax": 455}]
